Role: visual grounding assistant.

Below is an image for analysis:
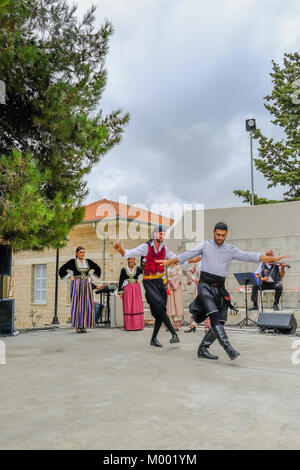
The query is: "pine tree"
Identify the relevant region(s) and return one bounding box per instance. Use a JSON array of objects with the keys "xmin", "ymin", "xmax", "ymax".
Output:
[
  {"xmin": 0, "ymin": 0, "xmax": 129, "ymax": 249},
  {"xmin": 234, "ymin": 52, "xmax": 300, "ymax": 205}
]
